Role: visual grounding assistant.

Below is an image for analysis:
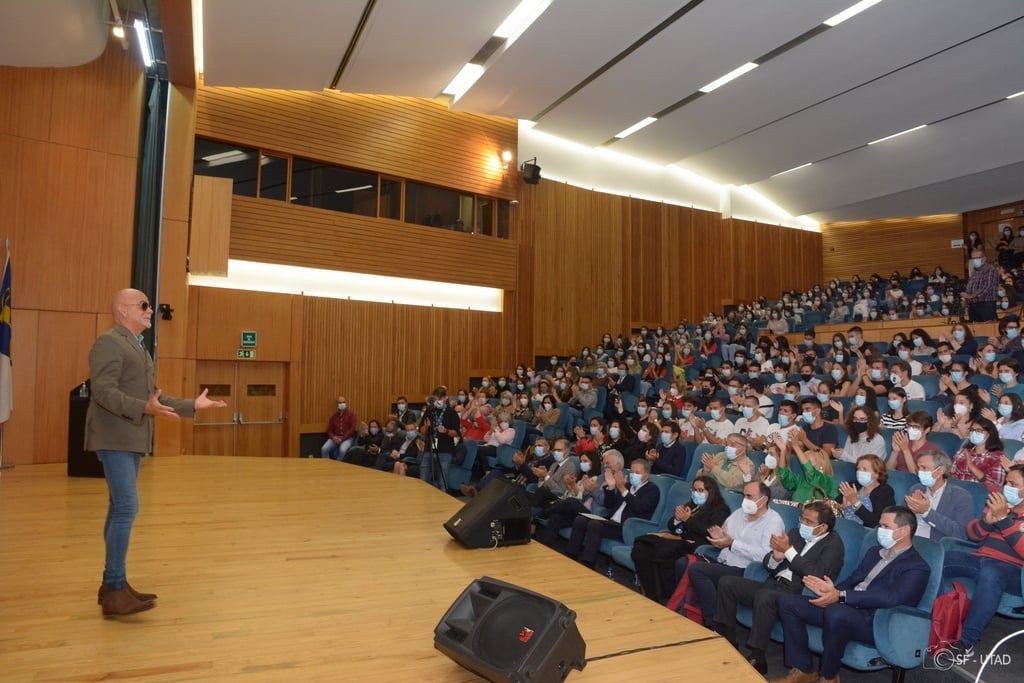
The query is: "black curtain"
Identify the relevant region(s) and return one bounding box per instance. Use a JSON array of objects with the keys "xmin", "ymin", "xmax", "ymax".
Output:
[{"xmin": 131, "ymin": 75, "xmax": 168, "ymax": 352}]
